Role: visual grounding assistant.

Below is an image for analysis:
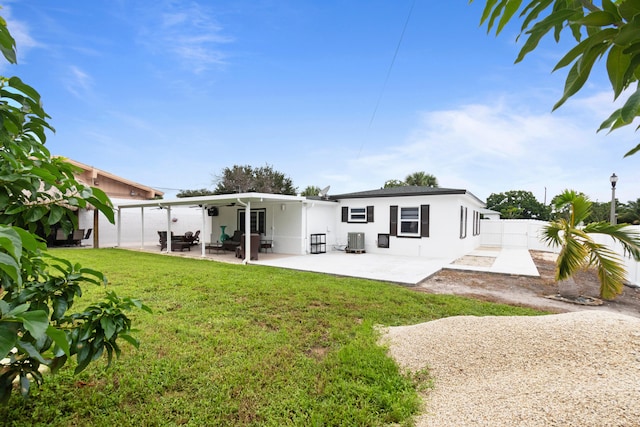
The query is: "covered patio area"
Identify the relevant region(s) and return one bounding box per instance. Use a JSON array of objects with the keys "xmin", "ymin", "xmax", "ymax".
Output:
[
  {"xmin": 115, "ymin": 192, "xmax": 334, "ymax": 264},
  {"xmin": 117, "ymin": 241, "xmax": 291, "ymax": 265}
]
